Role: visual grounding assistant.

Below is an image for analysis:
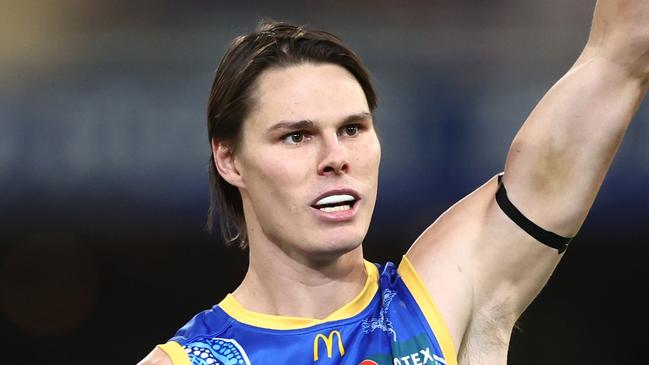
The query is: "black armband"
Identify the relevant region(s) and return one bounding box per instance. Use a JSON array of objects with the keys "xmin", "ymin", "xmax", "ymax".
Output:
[{"xmin": 495, "ymin": 173, "xmax": 572, "ymax": 254}]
